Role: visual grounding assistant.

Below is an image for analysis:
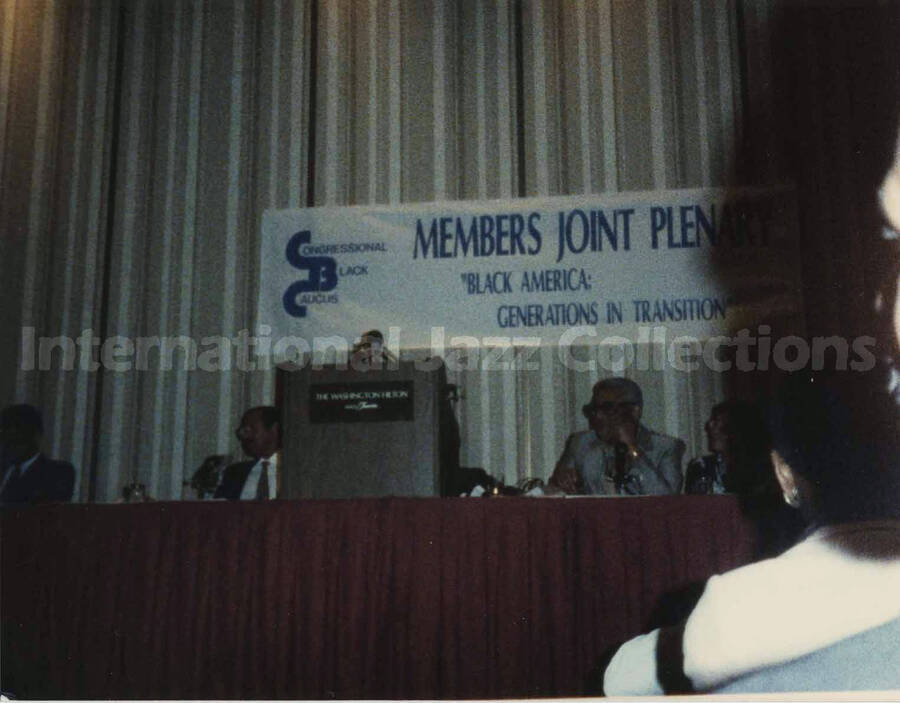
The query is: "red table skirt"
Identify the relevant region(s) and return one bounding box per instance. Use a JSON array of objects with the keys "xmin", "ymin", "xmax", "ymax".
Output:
[{"xmin": 1, "ymin": 496, "xmax": 757, "ymax": 699}]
